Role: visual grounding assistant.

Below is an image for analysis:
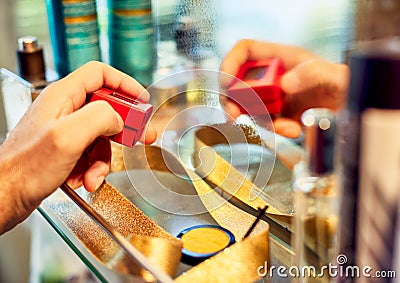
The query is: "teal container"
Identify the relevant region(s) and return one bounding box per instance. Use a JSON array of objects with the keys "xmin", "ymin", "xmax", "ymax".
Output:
[
  {"xmin": 46, "ymin": 0, "xmax": 101, "ymax": 77},
  {"xmin": 110, "ymin": 0, "xmax": 151, "ymax": 10},
  {"xmin": 108, "ymin": 1, "xmax": 155, "ymax": 86}
]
